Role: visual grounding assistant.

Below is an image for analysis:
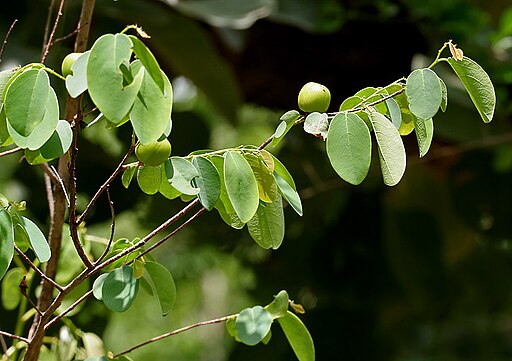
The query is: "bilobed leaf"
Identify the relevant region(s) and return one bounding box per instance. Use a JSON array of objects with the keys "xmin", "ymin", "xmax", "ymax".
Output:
[
  {"xmin": 0, "ymin": 208, "xmax": 14, "ymax": 279},
  {"xmin": 25, "ymin": 120, "xmax": 73, "ymax": 164},
  {"xmin": 1, "ymin": 267, "xmax": 24, "ymax": 310},
  {"xmin": 370, "ymin": 112, "xmax": 406, "ymax": 186},
  {"xmin": 66, "ymin": 51, "xmax": 90, "ymax": 98},
  {"xmin": 129, "ymin": 35, "xmax": 165, "ymax": 92},
  {"xmin": 87, "ymin": 34, "xmax": 143, "ymax": 124},
  {"xmin": 7, "ymin": 87, "xmax": 59, "ymax": 150},
  {"xmin": 92, "ymin": 273, "xmax": 109, "ymax": 300},
  {"xmin": 224, "ymin": 151, "xmax": 259, "ymax": 223},
  {"xmin": 144, "ymin": 261, "xmax": 176, "ymax": 316},
  {"xmin": 303, "ymin": 112, "xmax": 328, "ymax": 140},
  {"xmin": 192, "ymin": 157, "xmax": 220, "ymax": 210},
  {"xmin": 102, "ymin": 266, "xmax": 139, "ymax": 312},
  {"xmin": 326, "ymin": 112, "xmax": 371, "ymax": 185},
  {"xmin": 168, "ymin": 157, "xmax": 200, "ymax": 195},
  {"xmin": 245, "ymin": 153, "xmax": 278, "ymax": 203},
  {"xmin": 277, "ymin": 311, "xmax": 315, "ymax": 361},
  {"xmin": 247, "ymin": 195, "xmax": 285, "ymax": 250},
  {"xmin": 235, "ymin": 306, "xmax": 273, "ymax": 346},
  {"xmin": 4, "ymin": 68, "xmax": 49, "ymax": 136},
  {"xmin": 413, "ymin": 116, "xmax": 434, "ymax": 158},
  {"xmin": 159, "ymin": 163, "xmax": 182, "ymax": 200},
  {"xmin": 19, "ymin": 216, "xmax": 51, "ymax": 263},
  {"xmin": 130, "ymin": 61, "xmax": 173, "ymax": 144},
  {"xmin": 265, "ymin": 290, "xmax": 289, "ymax": 319},
  {"xmin": 121, "ymin": 164, "xmax": 138, "ymax": 188},
  {"xmin": 137, "ymin": 165, "xmax": 162, "ymax": 195},
  {"xmin": 272, "ymin": 110, "xmax": 300, "ymax": 146},
  {"xmin": 447, "ymin": 56, "xmax": 495, "ymax": 123},
  {"xmin": 406, "ymin": 68, "xmax": 442, "ymax": 120}
]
